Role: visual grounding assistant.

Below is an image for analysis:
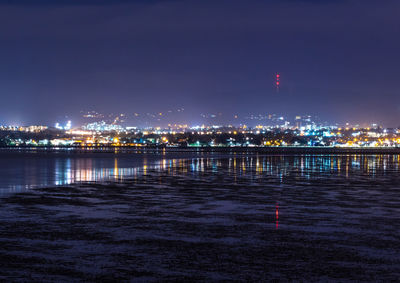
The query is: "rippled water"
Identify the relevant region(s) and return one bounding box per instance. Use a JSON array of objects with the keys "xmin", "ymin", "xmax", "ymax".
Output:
[
  {"xmin": 0, "ymin": 150, "xmax": 210, "ymax": 193},
  {"xmin": 0, "ymin": 152, "xmax": 399, "ymax": 281}
]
